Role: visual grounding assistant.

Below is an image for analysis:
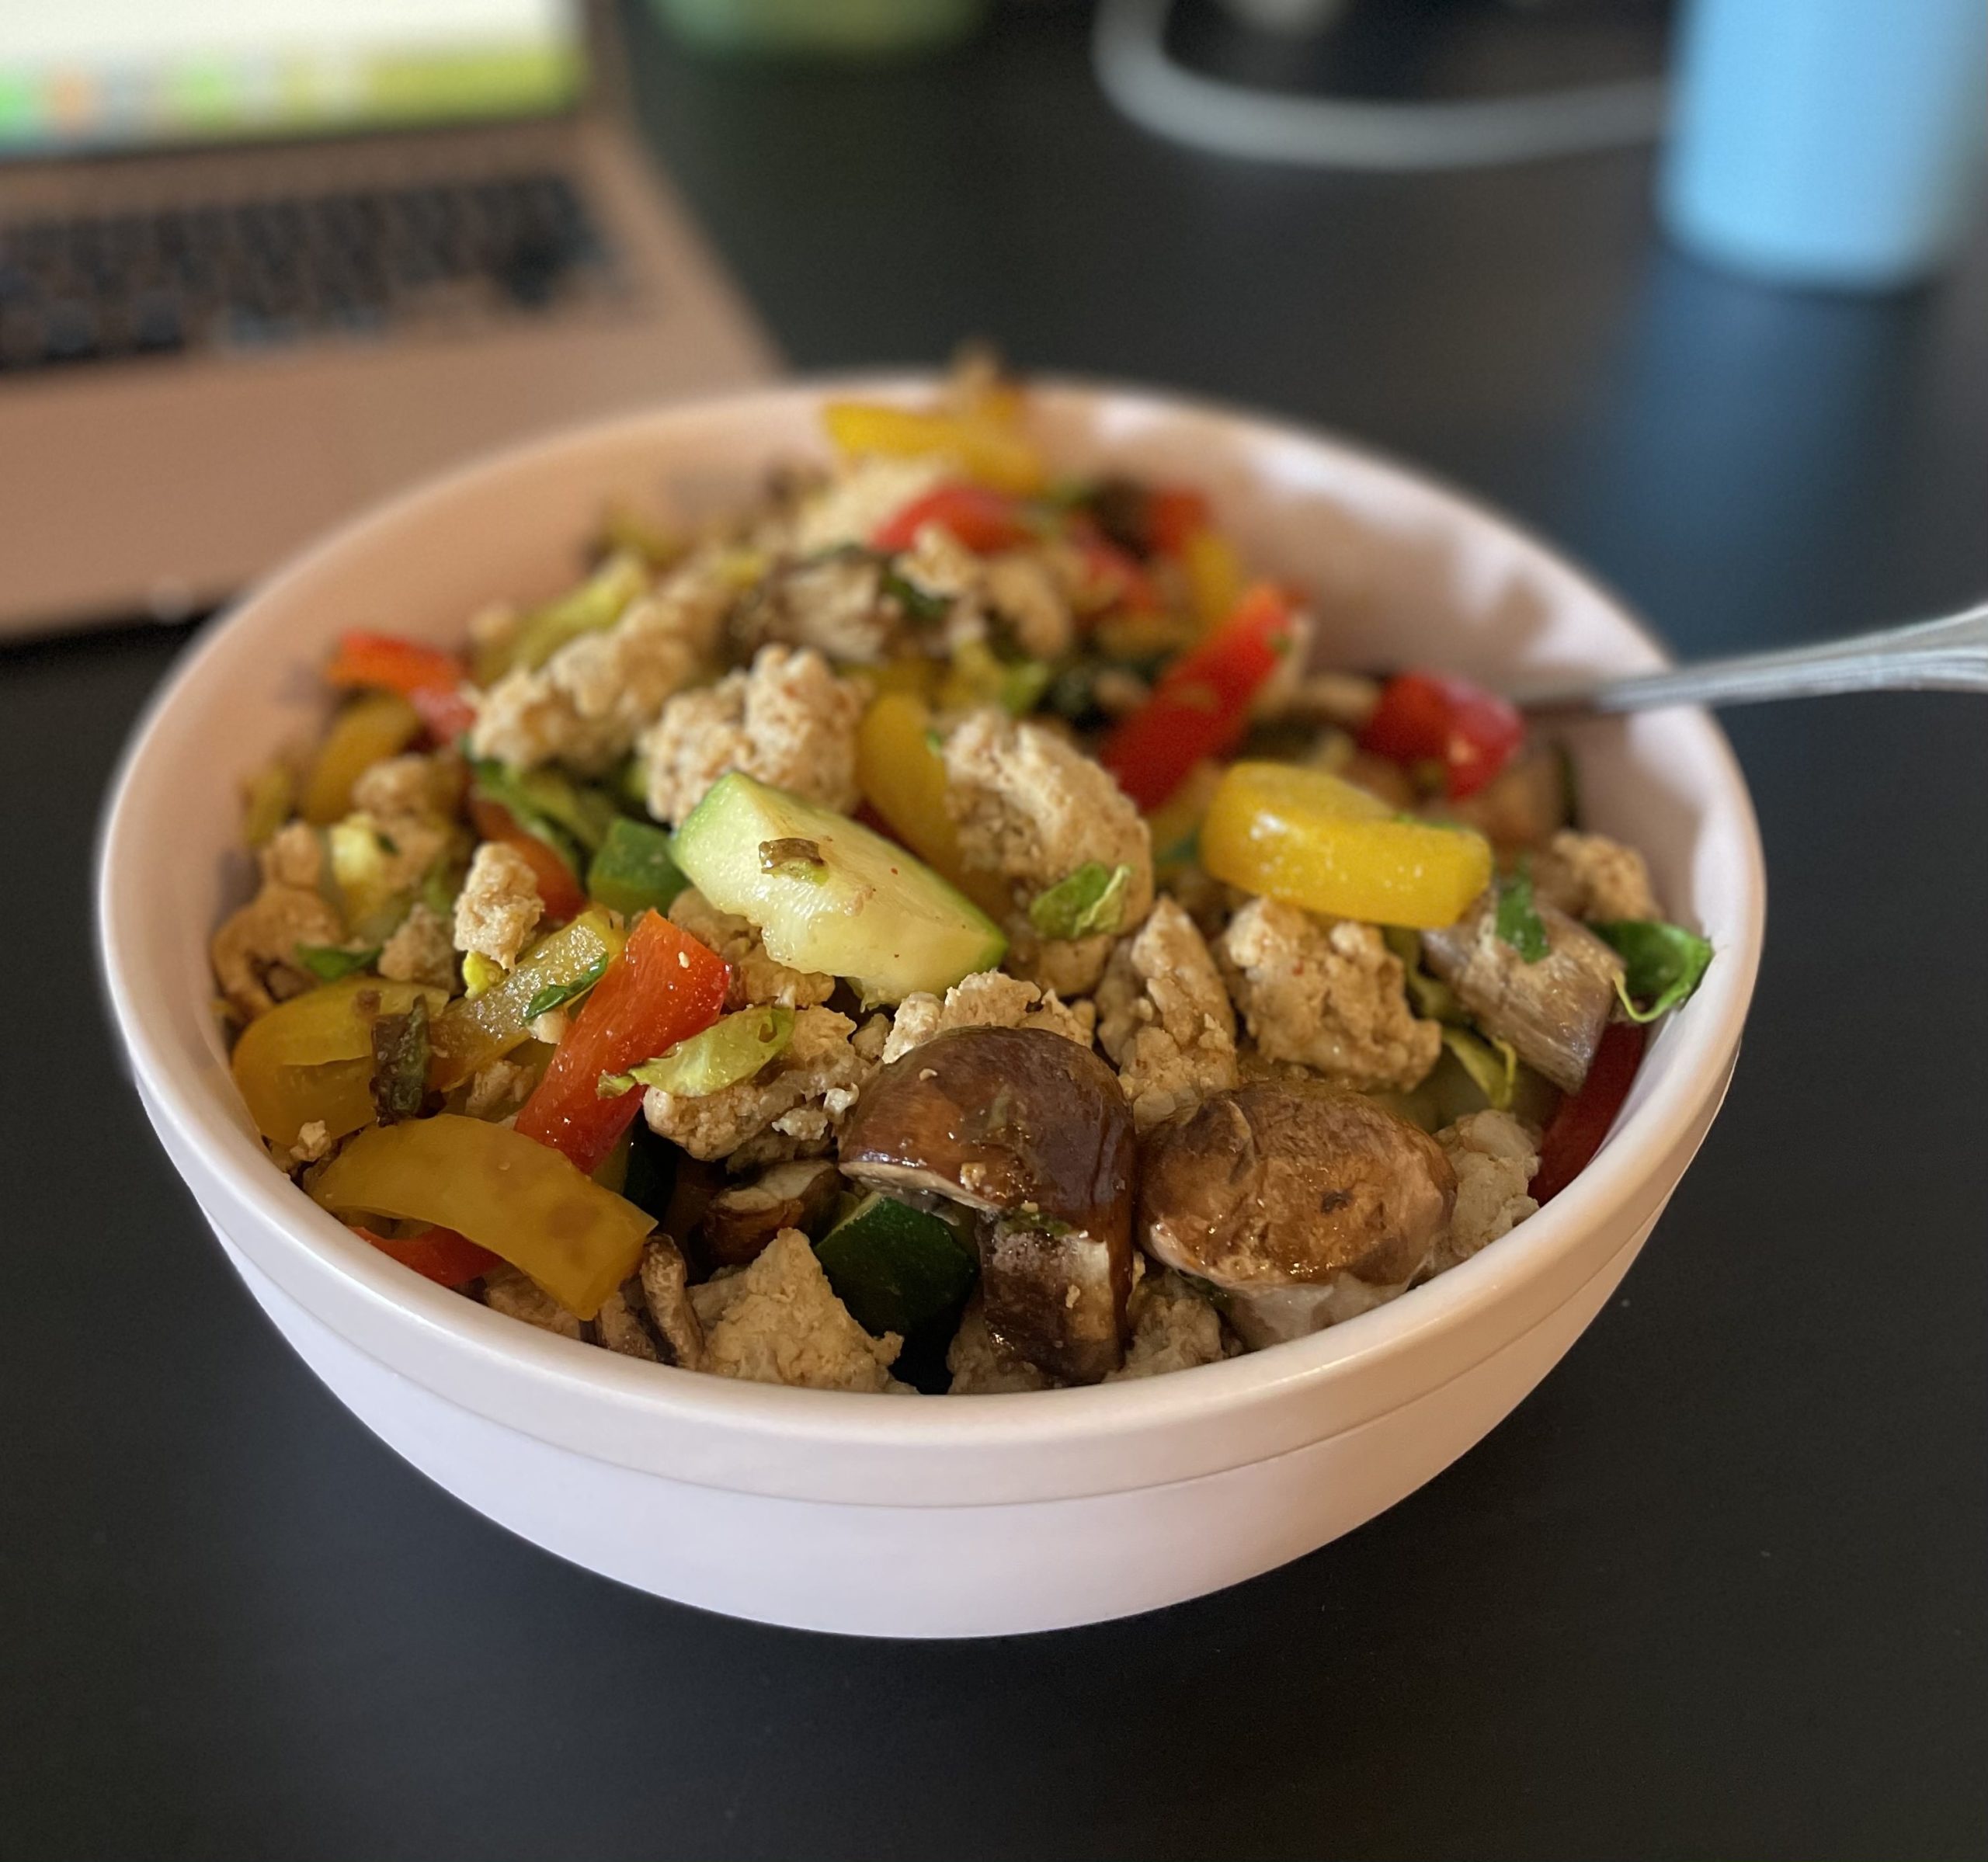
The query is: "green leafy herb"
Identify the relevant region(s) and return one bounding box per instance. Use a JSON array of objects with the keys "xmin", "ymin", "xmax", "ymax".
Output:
[
  {"xmin": 1029, "ymin": 861, "xmax": 1133, "ymax": 941},
  {"xmin": 599, "ymin": 1006, "xmax": 797, "ymax": 1100},
  {"xmin": 758, "ymin": 836, "xmax": 829, "ymax": 884},
  {"xmin": 1441, "ymin": 1025, "xmax": 1518, "ymax": 1111},
  {"xmin": 367, "ymin": 993, "xmax": 431, "ymax": 1125},
  {"xmin": 1495, "ymin": 860, "xmax": 1549, "ymax": 963},
  {"xmin": 1594, "ymin": 919, "xmax": 1714, "ymax": 1023},
  {"xmin": 525, "ymin": 954, "xmax": 608, "ymax": 1024},
  {"xmin": 880, "ymin": 565, "xmax": 951, "ymax": 624},
  {"xmin": 295, "ymin": 943, "xmax": 381, "ymax": 983}
]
